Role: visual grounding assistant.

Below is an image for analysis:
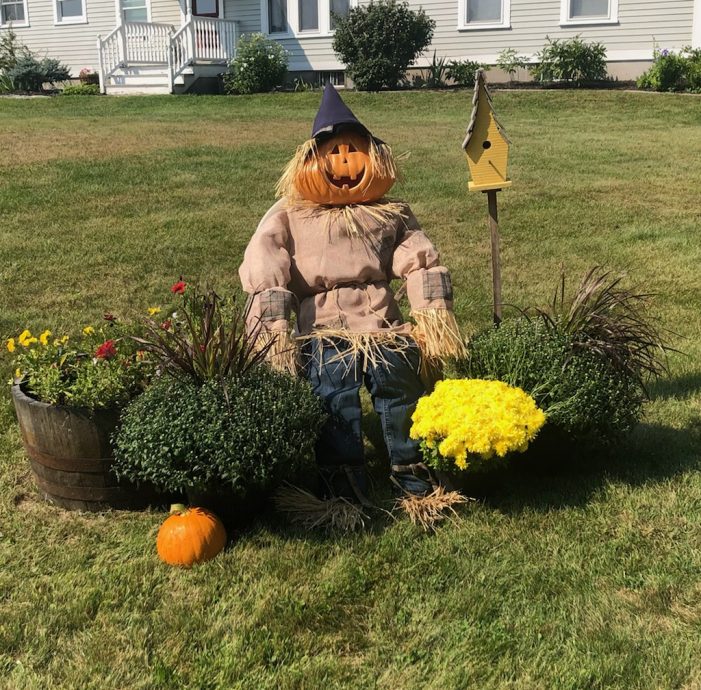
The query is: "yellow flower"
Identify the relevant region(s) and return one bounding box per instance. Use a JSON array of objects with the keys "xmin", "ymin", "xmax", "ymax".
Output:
[
  {"xmin": 18, "ymin": 329, "xmax": 34, "ymax": 347},
  {"xmin": 15, "ymin": 368, "xmax": 21, "ymax": 379},
  {"xmin": 39, "ymin": 330, "xmax": 52, "ymax": 346},
  {"xmin": 411, "ymin": 378, "xmax": 546, "ymax": 471},
  {"xmin": 148, "ymin": 306, "xmax": 162, "ymax": 316},
  {"xmin": 6, "ymin": 338, "xmax": 15, "ymax": 353},
  {"xmin": 83, "ymin": 326, "xmax": 95, "ymax": 336},
  {"xmin": 61, "ymin": 335, "xmax": 69, "ymax": 344}
]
